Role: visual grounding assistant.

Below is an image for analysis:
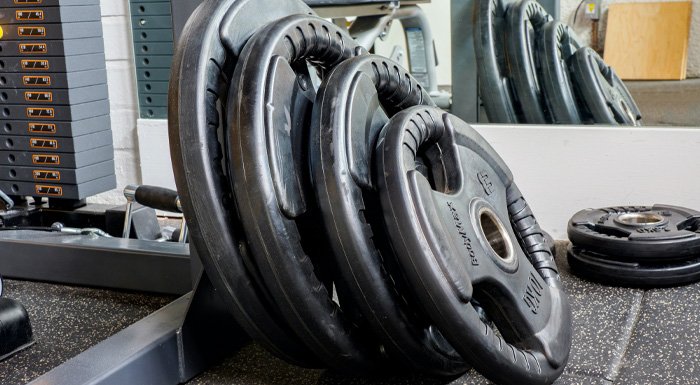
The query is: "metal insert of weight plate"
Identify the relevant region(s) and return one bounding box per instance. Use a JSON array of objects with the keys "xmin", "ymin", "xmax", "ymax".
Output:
[
  {"xmin": 505, "ymin": 0, "xmax": 552, "ymax": 124},
  {"xmin": 567, "ymin": 246, "xmax": 700, "ymax": 287},
  {"xmin": 568, "ymin": 47, "xmax": 642, "ymax": 125},
  {"xmin": 168, "ymin": 0, "xmax": 324, "ymax": 368},
  {"xmin": 375, "ymin": 106, "xmax": 571, "ymax": 385},
  {"xmin": 310, "ymin": 54, "xmax": 468, "ymax": 376},
  {"xmin": 228, "ymin": 15, "xmax": 384, "ymax": 372},
  {"xmin": 536, "ymin": 21, "xmax": 583, "ymax": 124},
  {"xmin": 474, "ymin": 0, "xmax": 520, "ymax": 123},
  {"xmin": 568, "ymin": 205, "xmax": 700, "ymax": 262}
]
